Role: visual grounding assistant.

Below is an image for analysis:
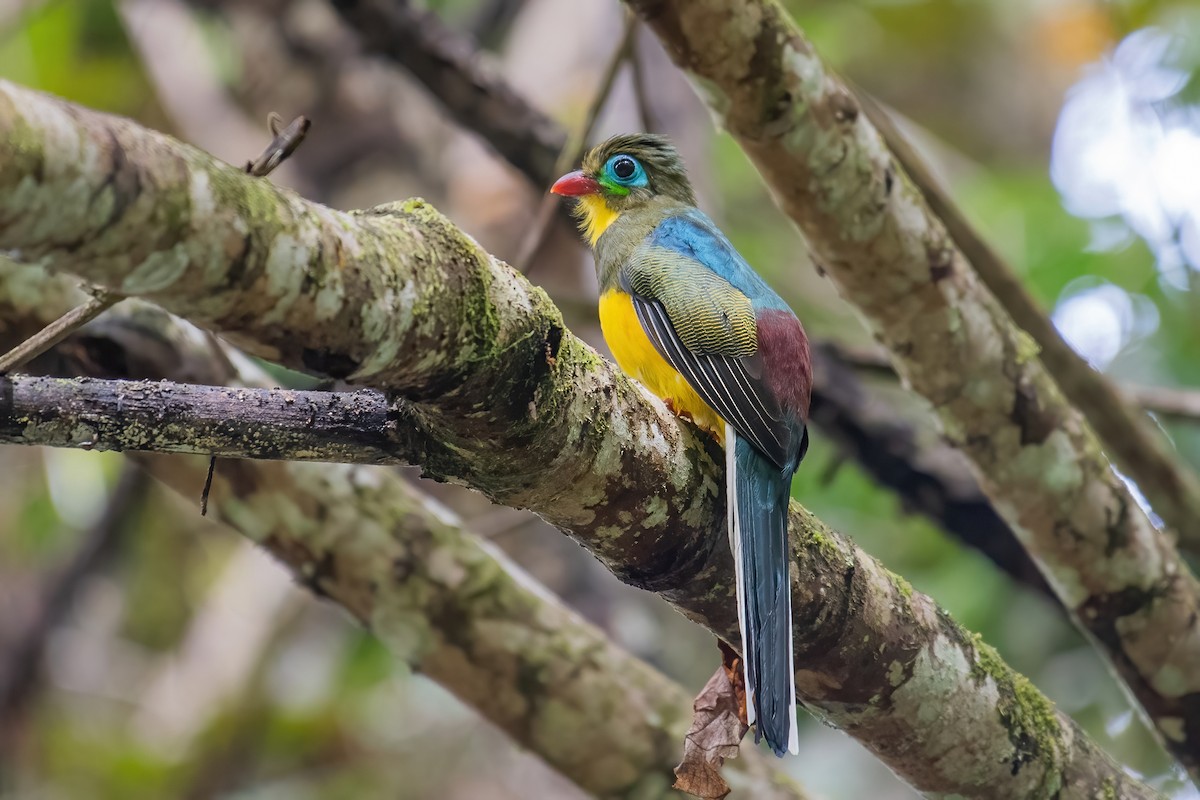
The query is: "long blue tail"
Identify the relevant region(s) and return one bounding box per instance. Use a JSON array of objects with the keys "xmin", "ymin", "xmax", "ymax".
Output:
[{"xmin": 726, "ymin": 425, "xmax": 798, "ymax": 757}]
